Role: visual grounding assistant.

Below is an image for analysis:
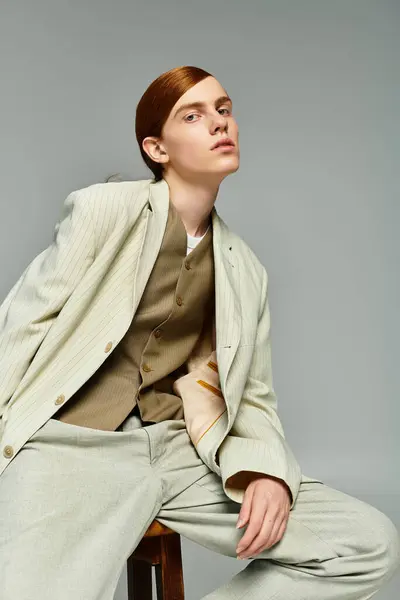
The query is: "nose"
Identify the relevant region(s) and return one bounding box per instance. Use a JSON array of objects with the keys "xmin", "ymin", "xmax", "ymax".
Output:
[{"xmin": 213, "ymin": 114, "xmax": 228, "ymax": 132}]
